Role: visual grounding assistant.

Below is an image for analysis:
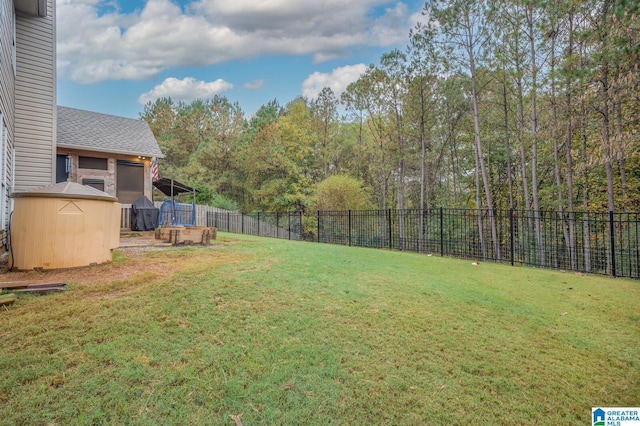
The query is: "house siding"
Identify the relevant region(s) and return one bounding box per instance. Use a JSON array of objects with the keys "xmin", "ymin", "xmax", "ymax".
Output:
[
  {"xmin": 0, "ymin": 0, "xmax": 16, "ymax": 246},
  {"xmin": 13, "ymin": 0, "xmax": 55, "ymax": 191},
  {"xmin": 0, "ymin": 1, "xmax": 15, "ymax": 126}
]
